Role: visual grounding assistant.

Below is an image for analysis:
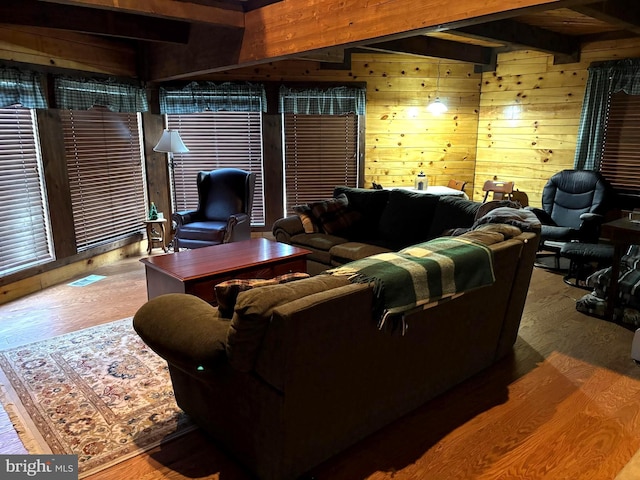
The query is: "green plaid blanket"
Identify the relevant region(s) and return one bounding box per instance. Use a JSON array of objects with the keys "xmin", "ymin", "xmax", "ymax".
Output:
[{"xmin": 325, "ymin": 237, "xmax": 495, "ymax": 331}]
